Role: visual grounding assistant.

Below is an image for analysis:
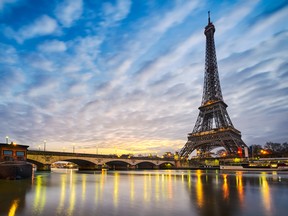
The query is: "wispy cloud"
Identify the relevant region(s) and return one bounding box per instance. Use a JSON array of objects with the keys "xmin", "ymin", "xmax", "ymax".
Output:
[
  {"xmin": 101, "ymin": 0, "xmax": 132, "ymax": 27},
  {"xmin": 38, "ymin": 40, "xmax": 67, "ymax": 53},
  {"xmin": 55, "ymin": 0, "xmax": 83, "ymax": 27},
  {"xmin": 5, "ymin": 15, "xmax": 59, "ymax": 43}
]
